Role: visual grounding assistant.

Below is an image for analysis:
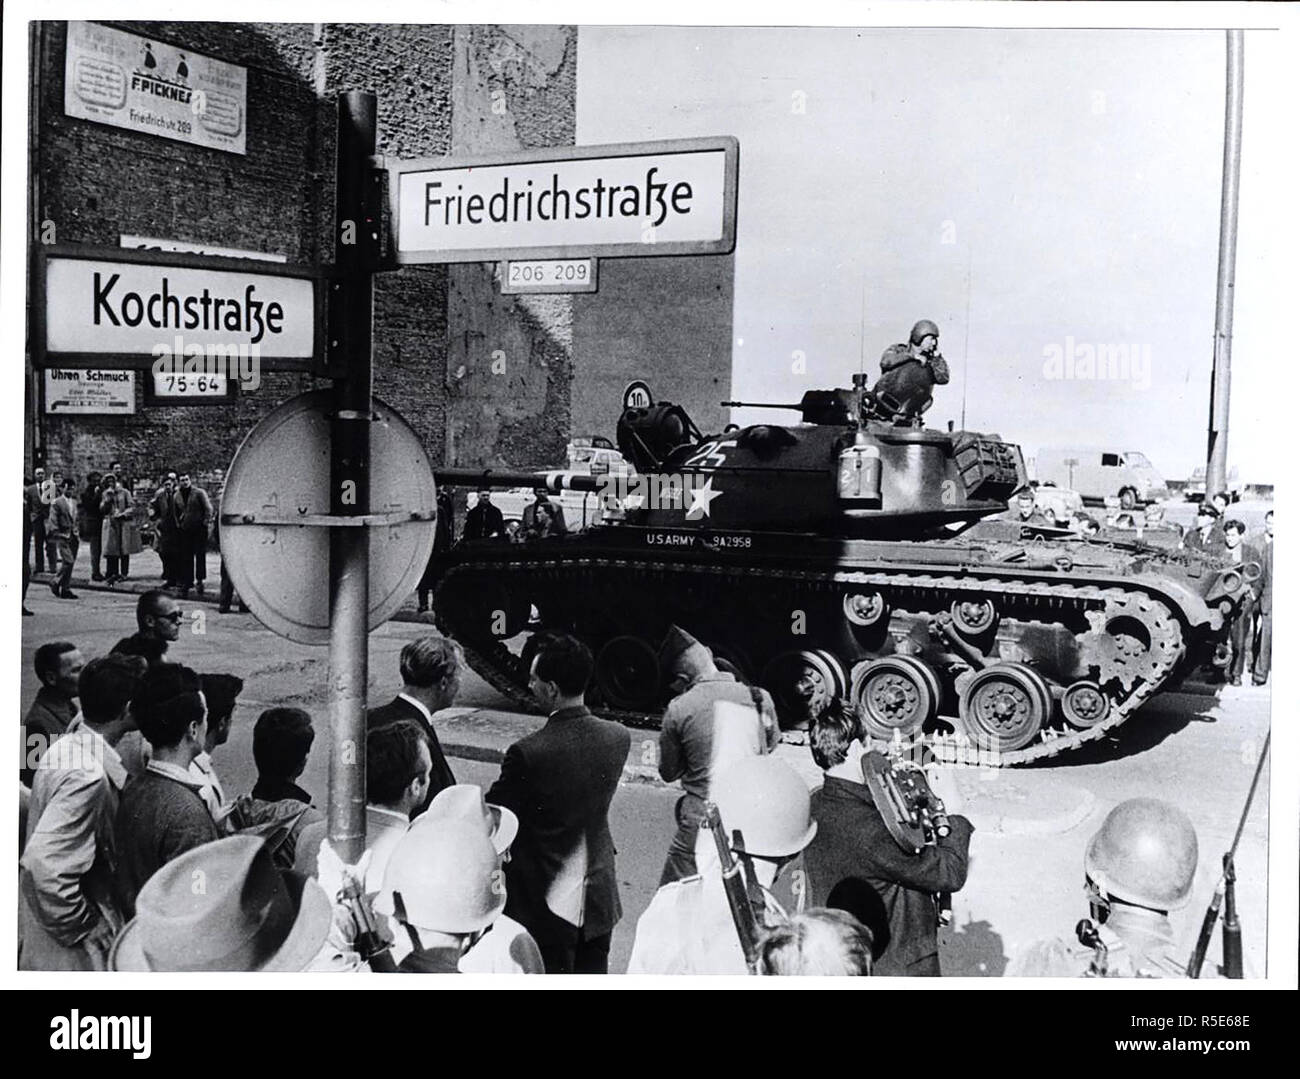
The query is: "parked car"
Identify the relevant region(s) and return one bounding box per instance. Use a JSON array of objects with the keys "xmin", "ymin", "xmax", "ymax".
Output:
[
  {"xmin": 1184, "ymin": 465, "xmax": 1243, "ymax": 503},
  {"xmin": 1028, "ymin": 480, "xmax": 1084, "ymax": 526},
  {"xmin": 1035, "ymin": 446, "xmax": 1170, "ymax": 509},
  {"xmin": 487, "ymin": 438, "xmax": 637, "ymax": 532}
]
